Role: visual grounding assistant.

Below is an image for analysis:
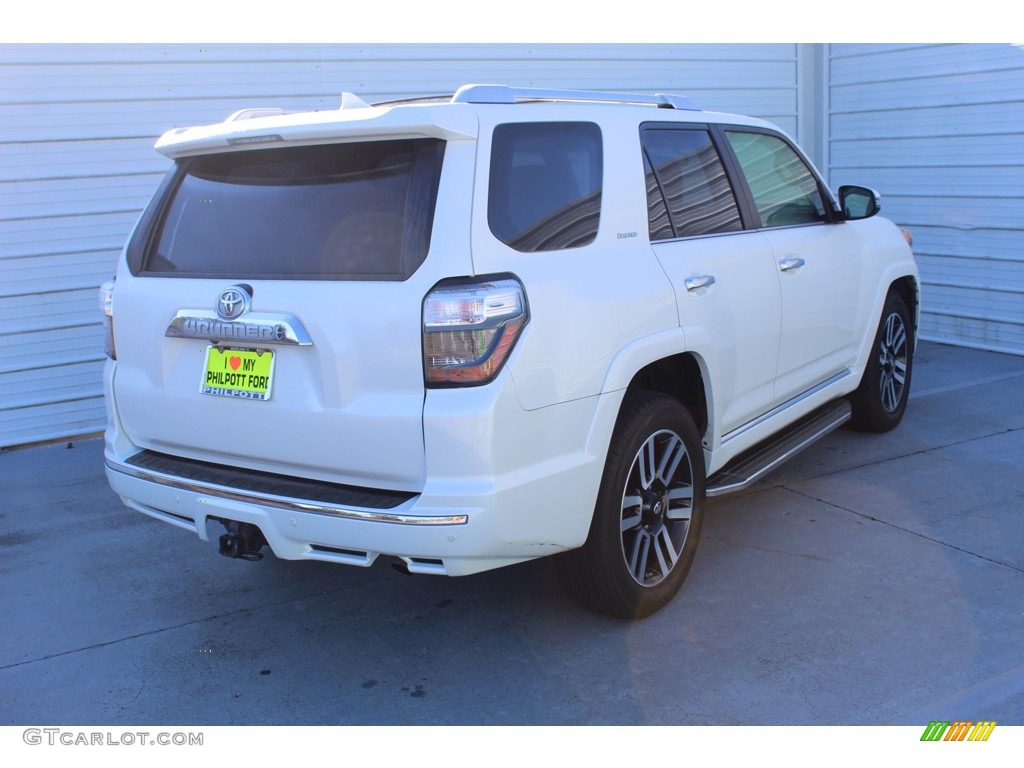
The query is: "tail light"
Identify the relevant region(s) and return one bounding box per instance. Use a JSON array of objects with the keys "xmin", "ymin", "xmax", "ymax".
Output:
[
  {"xmin": 99, "ymin": 279, "xmax": 116, "ymax": 359},
  {"xmin": 423, "ymin": 276, "xmax": 528, "ymax": 386}
]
